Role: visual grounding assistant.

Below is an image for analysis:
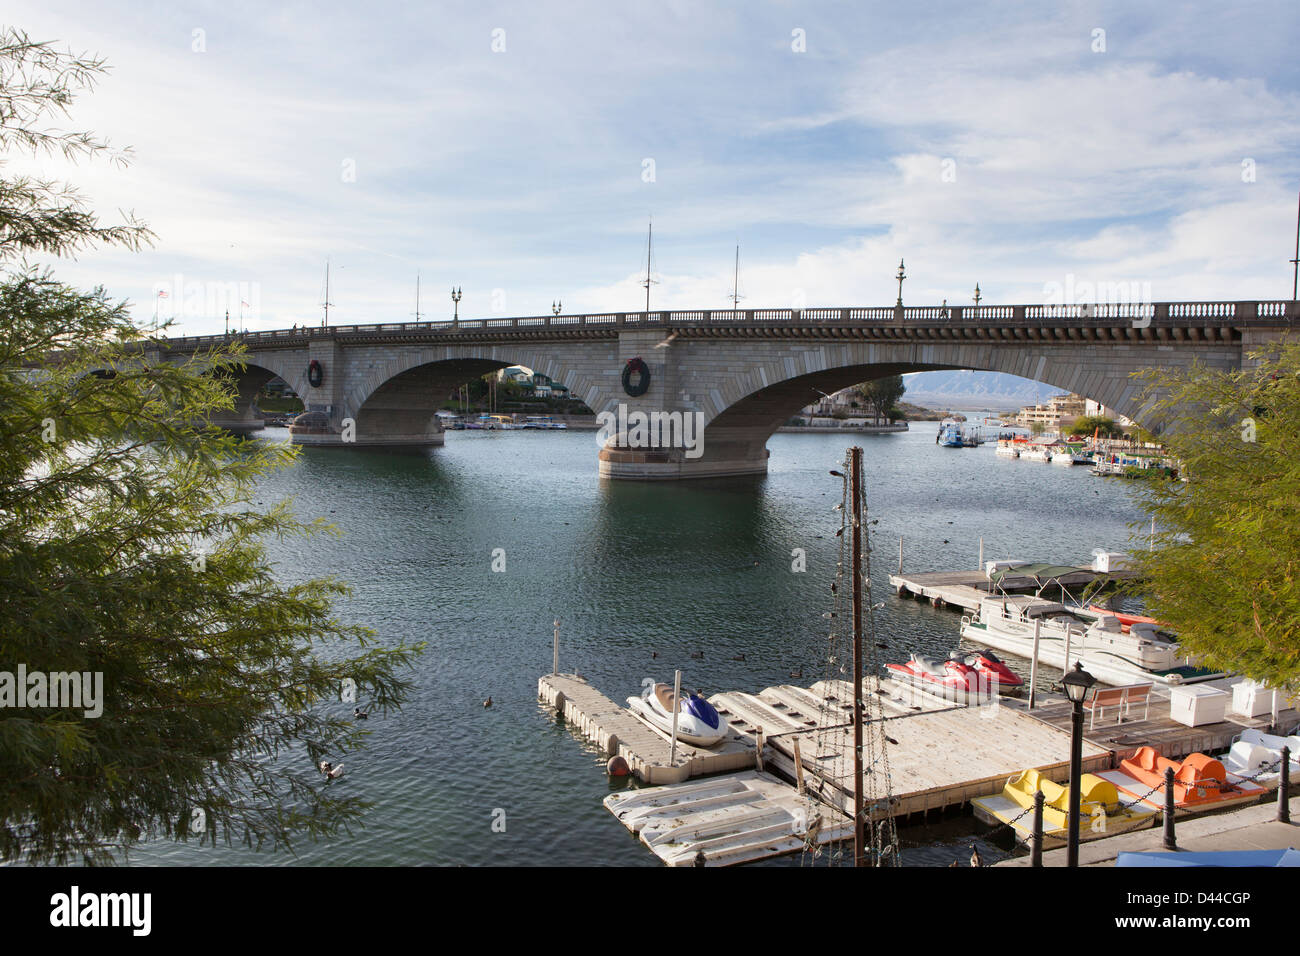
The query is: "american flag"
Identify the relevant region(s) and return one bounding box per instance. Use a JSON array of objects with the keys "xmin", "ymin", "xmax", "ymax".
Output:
[
  {"xmin": 157, "ymin": 290, "xmax": 169, "ymax": 298},
  {"xmin": 241, "ymin": 300, "xmax": 250, "ymax": 308}
]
